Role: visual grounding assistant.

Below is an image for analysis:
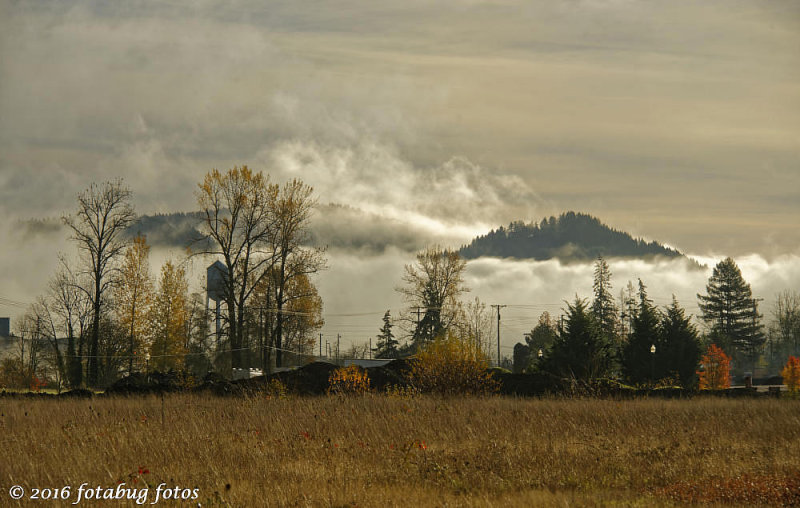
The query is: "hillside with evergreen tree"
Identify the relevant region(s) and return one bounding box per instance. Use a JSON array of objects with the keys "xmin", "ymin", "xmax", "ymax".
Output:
[
  {"xmin": 124, "ymin": 211, "xmax": 207, "ymax": 248},
  {"xmin": 460, "ymin": 212, "xmax": 691, "ymax": 263}
]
